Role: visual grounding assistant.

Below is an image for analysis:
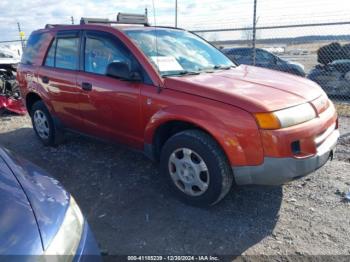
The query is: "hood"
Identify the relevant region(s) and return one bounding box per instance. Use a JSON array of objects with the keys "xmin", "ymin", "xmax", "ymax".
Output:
[
  {"xmin": 0, "ymin": 154, "xmax": 43, "ymax": 255},
  {"xmin": 0, "ymin": 148, "xmax": 70, "ymax": 250},
  {"xmin": 0, "ymin": 58, "xmax": 20, "ymax": 65},
  {"xmin": 164, "ymin": 65, "xmax": 323, "ymax": 112},
  {"xmin": 0, "ymin": 46, "xmax": 21, "ymax": 64}
]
